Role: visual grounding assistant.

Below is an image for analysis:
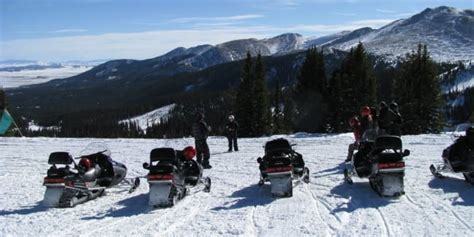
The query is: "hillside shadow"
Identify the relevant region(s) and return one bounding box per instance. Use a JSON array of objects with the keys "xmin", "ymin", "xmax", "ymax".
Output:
[
  {"xmin": 330, "ymin": 181, "xmax": 393, "ymax": 213},
  {"xmin": 212, "ymin": 184, "xmax": 275, "ymax": 211},
  {"xmin": 0, "ymin": 201, "xmax": 49, "ymax": 216},
  {"xmin": 428, "ymin": 177, "xmax": 474, "ymax": 206},
  {"xmin": 81, "ymin": 194, "xmax": 152, "ymax": 220}
]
